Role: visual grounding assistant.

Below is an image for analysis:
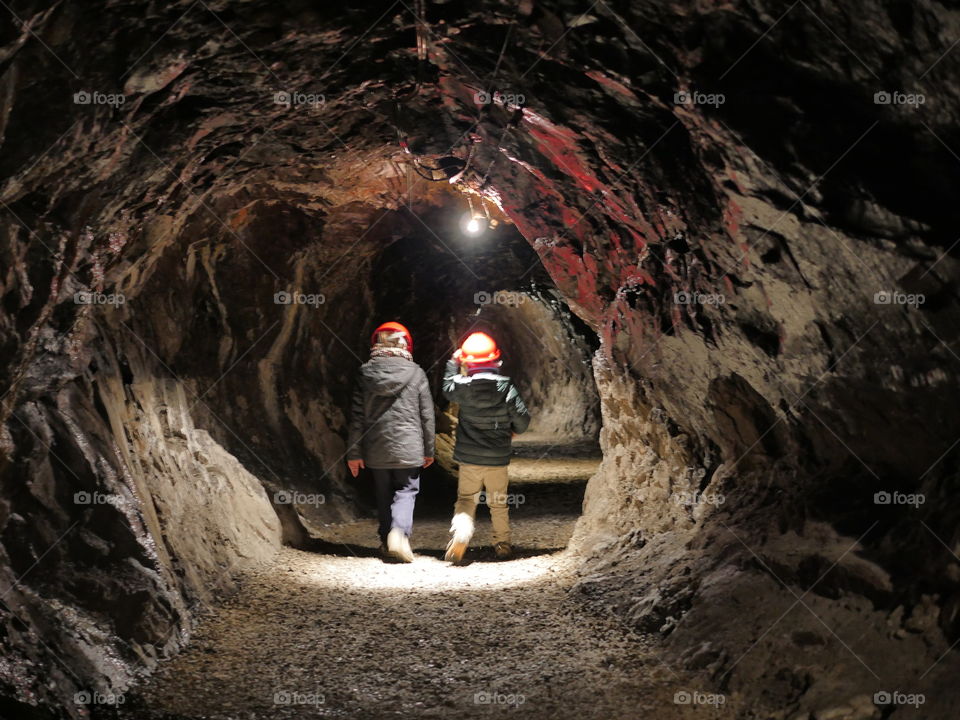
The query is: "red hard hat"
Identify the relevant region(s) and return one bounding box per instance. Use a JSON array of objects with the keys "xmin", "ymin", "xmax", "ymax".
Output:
[
  {"xmin": 371, "ymin": 321, "xmax": 413, "ymax": 351},
  {"xmin": 460, "ymin": 332, "xmax": 500, "ymax": 364}
]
